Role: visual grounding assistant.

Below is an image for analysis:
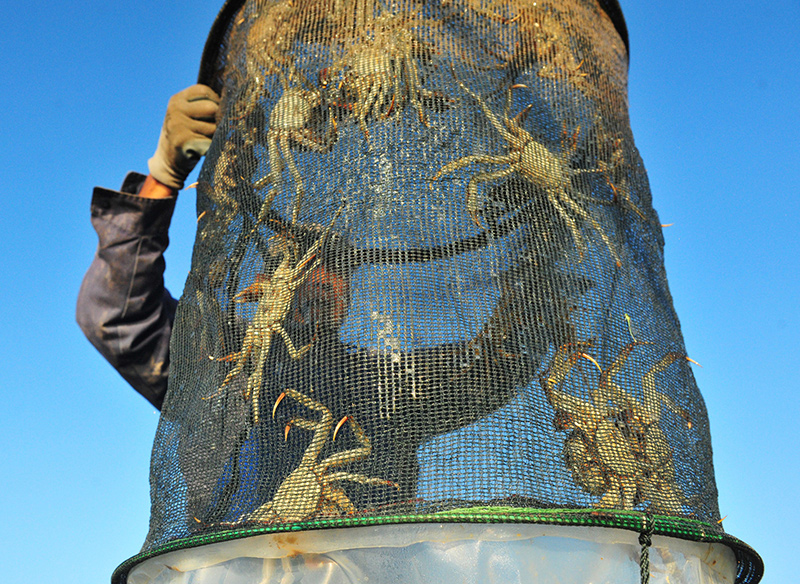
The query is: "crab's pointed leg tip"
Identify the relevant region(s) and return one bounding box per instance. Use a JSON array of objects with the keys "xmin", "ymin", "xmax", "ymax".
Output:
[
  {"xmin": 686, "ymin": 357, "xmax": 702, "ymax": 367},
  {"xmin": 510, "ymin": 83, "xmax": 528, "ymax": 89},
  {"xmin": 186, "ymin": 182, "xmax": 199, "ymax": 189},
  {"xmin": 284, "ymin": 424, "xmax": 292, "ymax": 441},
  {"xmin": 580, "ymin": 353, "xmax": 603, "ymax": 373},
  {"xmin": 333, "ymin": 415, "xmax": 350, "ymax": 442},
  {"xmin": 272, "ymin": 392, "xmax": 287, "ymax": 419}
]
